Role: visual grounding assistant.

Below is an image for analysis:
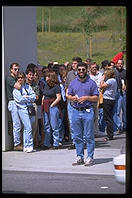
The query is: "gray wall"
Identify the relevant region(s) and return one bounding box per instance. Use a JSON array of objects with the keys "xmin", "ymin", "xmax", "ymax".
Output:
[{"xmin": 2, "ymin": 6, "xmax": 37, "ymax": 151}]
